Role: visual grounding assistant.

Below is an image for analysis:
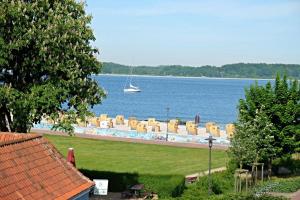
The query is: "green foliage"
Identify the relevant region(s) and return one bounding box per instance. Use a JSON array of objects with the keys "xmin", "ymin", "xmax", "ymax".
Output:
[
  {"xmin": 209, "ymin": 193, "xmax": 288, "ymax": 200},
  {"xmin": 161, "ymin": 171, "xmax": 290, "ymax": 200},
  {"xmin": 163, "ymin": 171, "xmax": 288, "ymax": 199},
  {"xmin": 253, "ymin": 176, "xmax": 300, "ymax": 193},
  {"xmin": 230, "ymin": 74, "xmax": 300, "ymax": 167},
  {"xmin": 79, "ymin": 169, "xmax": 186, "ymax": 198},
  {"xmin": 102, "ymin": 62, "xmax": 300, "ymax": 79},
  {"xmin": 272, "ymin": 156, "xmax": 300, "ymax": 175},
  {"xmin": 171, "ymin": 171, "xmax": 234, "ymax": 200},
  {"xmin": 0, "ymin": 0, "xmax": 105, "ymax": 133},
  {"xmin": 230, "ymin": 107, "xmax": 276, "ymax": 166},
  {"xmin": 139, "ymin": 174, "xmax": 186, "ymax": 198}
]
